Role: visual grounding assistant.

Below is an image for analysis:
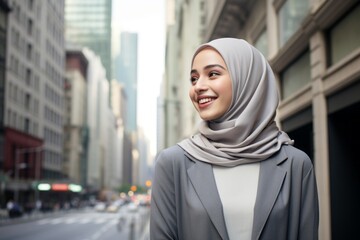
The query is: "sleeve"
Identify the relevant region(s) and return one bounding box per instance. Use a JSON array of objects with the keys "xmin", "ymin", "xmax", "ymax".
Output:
[
  {"xmin": 298, "ymin": 159, "xmax": 319, "ymax": 240},
  {"xmin": 150, "ymin": 150, "xmax": 178, "ymax": 240}
]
